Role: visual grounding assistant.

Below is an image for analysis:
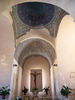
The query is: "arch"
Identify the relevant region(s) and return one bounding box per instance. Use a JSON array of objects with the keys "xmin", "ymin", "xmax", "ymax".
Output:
[
  {"xmin": 22, "ymin": 55, "xmax": 51, "ymax": 93},
  {"xmin": 14, "ymin": 38, "xmax": 56, "ymax": 68}
]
